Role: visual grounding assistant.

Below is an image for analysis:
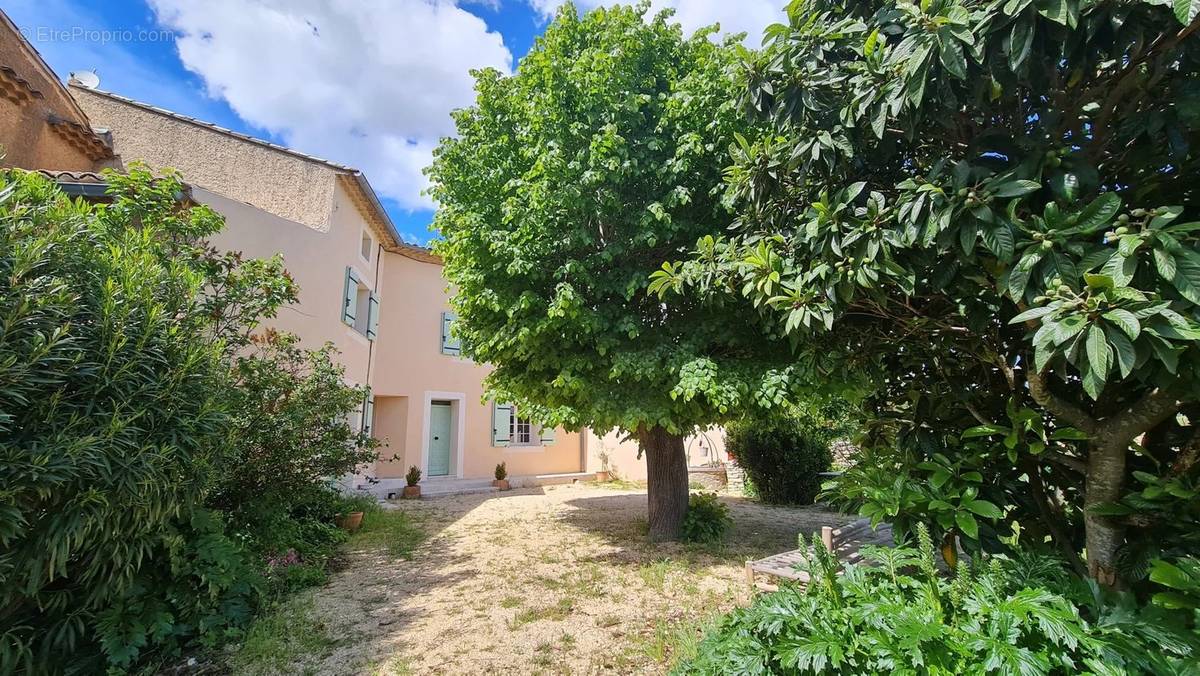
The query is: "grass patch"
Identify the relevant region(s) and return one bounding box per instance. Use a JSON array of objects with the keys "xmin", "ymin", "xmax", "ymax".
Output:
[
  {"xmin": 230, "ymin": 595, "xmax": 337, "ymax": 675},
  {"xmin": 350, "ymin": 509, "xmax": 426, "ymax": 559},
  {"xmin": 595, "ymin": 478, "xmax": 646, "ymax": 491},
  {"xmin": 637, "ymin": 559, "xmax": 688, "ymax": 592},
  {"xmin": 508, "ymin": 598, "xmax": 574, "ymax": 628},
  {"xmin": 637, "ymin": 617, "xmax": 711, "ymax": 667},
  {"xmin": 499, "ymin": 595, "xmax": 523, "ymax": 609}
]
